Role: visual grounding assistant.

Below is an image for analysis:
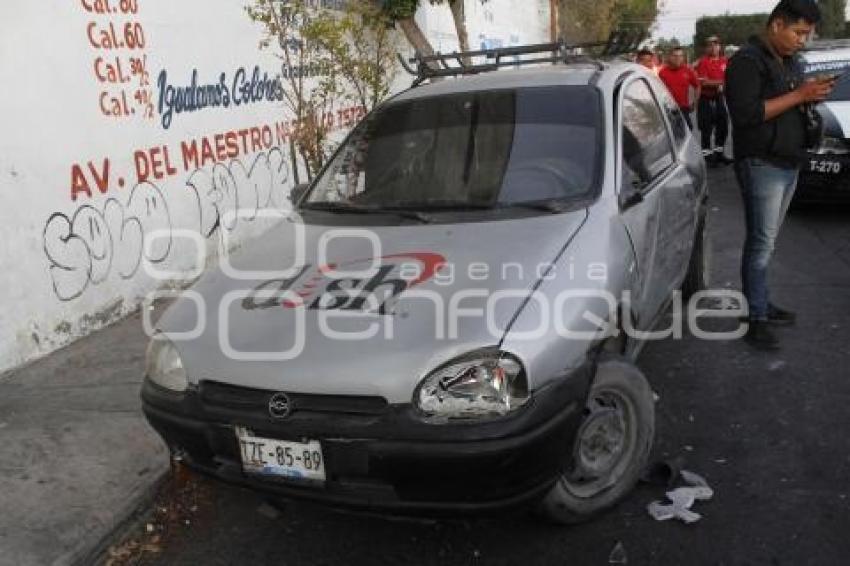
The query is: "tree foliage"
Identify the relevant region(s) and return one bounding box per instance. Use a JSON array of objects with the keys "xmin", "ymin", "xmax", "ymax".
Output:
[
  {"xmin": 654, "ymin": 36, "xmax": 680, "ymax": 50},
  {"xmin": 380, "ymin": 0, "xmax": 473, "ymax": 21},
  {"xmin": 303, "ymin": 4, "xmax": 401, "ymax": 111},
  {"xmin": 818, "ymin": 0, "xmax": 848, "ymax": 39},
  {"xmin": 247, "ymin": 0, "xmax": 400, "ymax": 178},
  {"xmin": 558, "ymin": 0, "xmax": 616, "ymax": 43},
  {"xmin": 617, "ymin": 0, "xmax": 664, "ymax": 35},
  {"xmin": 694, "ymin": 3, "xmax": 850, "ymax": 47},
  {"xmin": 557, "ymin": 0, "xmax": 663, "ymax": 43},
  {"xmin": 379, "ymin": 0, "xmax": 422, "ymax": 20},
  {"xmin": 693, "ymin": 13, "xmax": 767, "ymax": 48}
]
